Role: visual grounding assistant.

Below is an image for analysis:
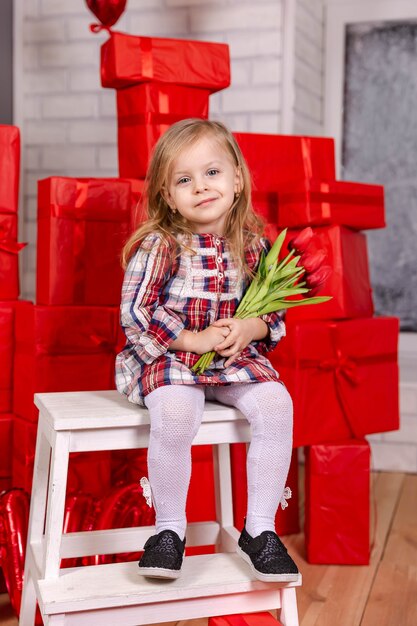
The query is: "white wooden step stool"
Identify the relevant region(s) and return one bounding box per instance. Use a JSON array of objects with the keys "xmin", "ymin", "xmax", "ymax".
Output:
[{"xmin": 20, "ymin": 390, "xmax": 301, "ymax": 626}]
